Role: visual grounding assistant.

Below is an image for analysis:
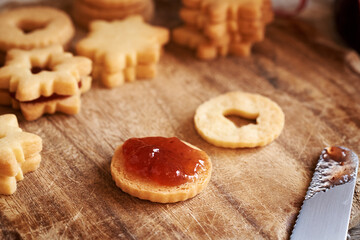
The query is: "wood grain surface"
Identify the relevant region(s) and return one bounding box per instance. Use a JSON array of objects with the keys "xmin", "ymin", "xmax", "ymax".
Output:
[{"xmin": 1, "ymin": 1, "xmax": 360, "ymax": 239}]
